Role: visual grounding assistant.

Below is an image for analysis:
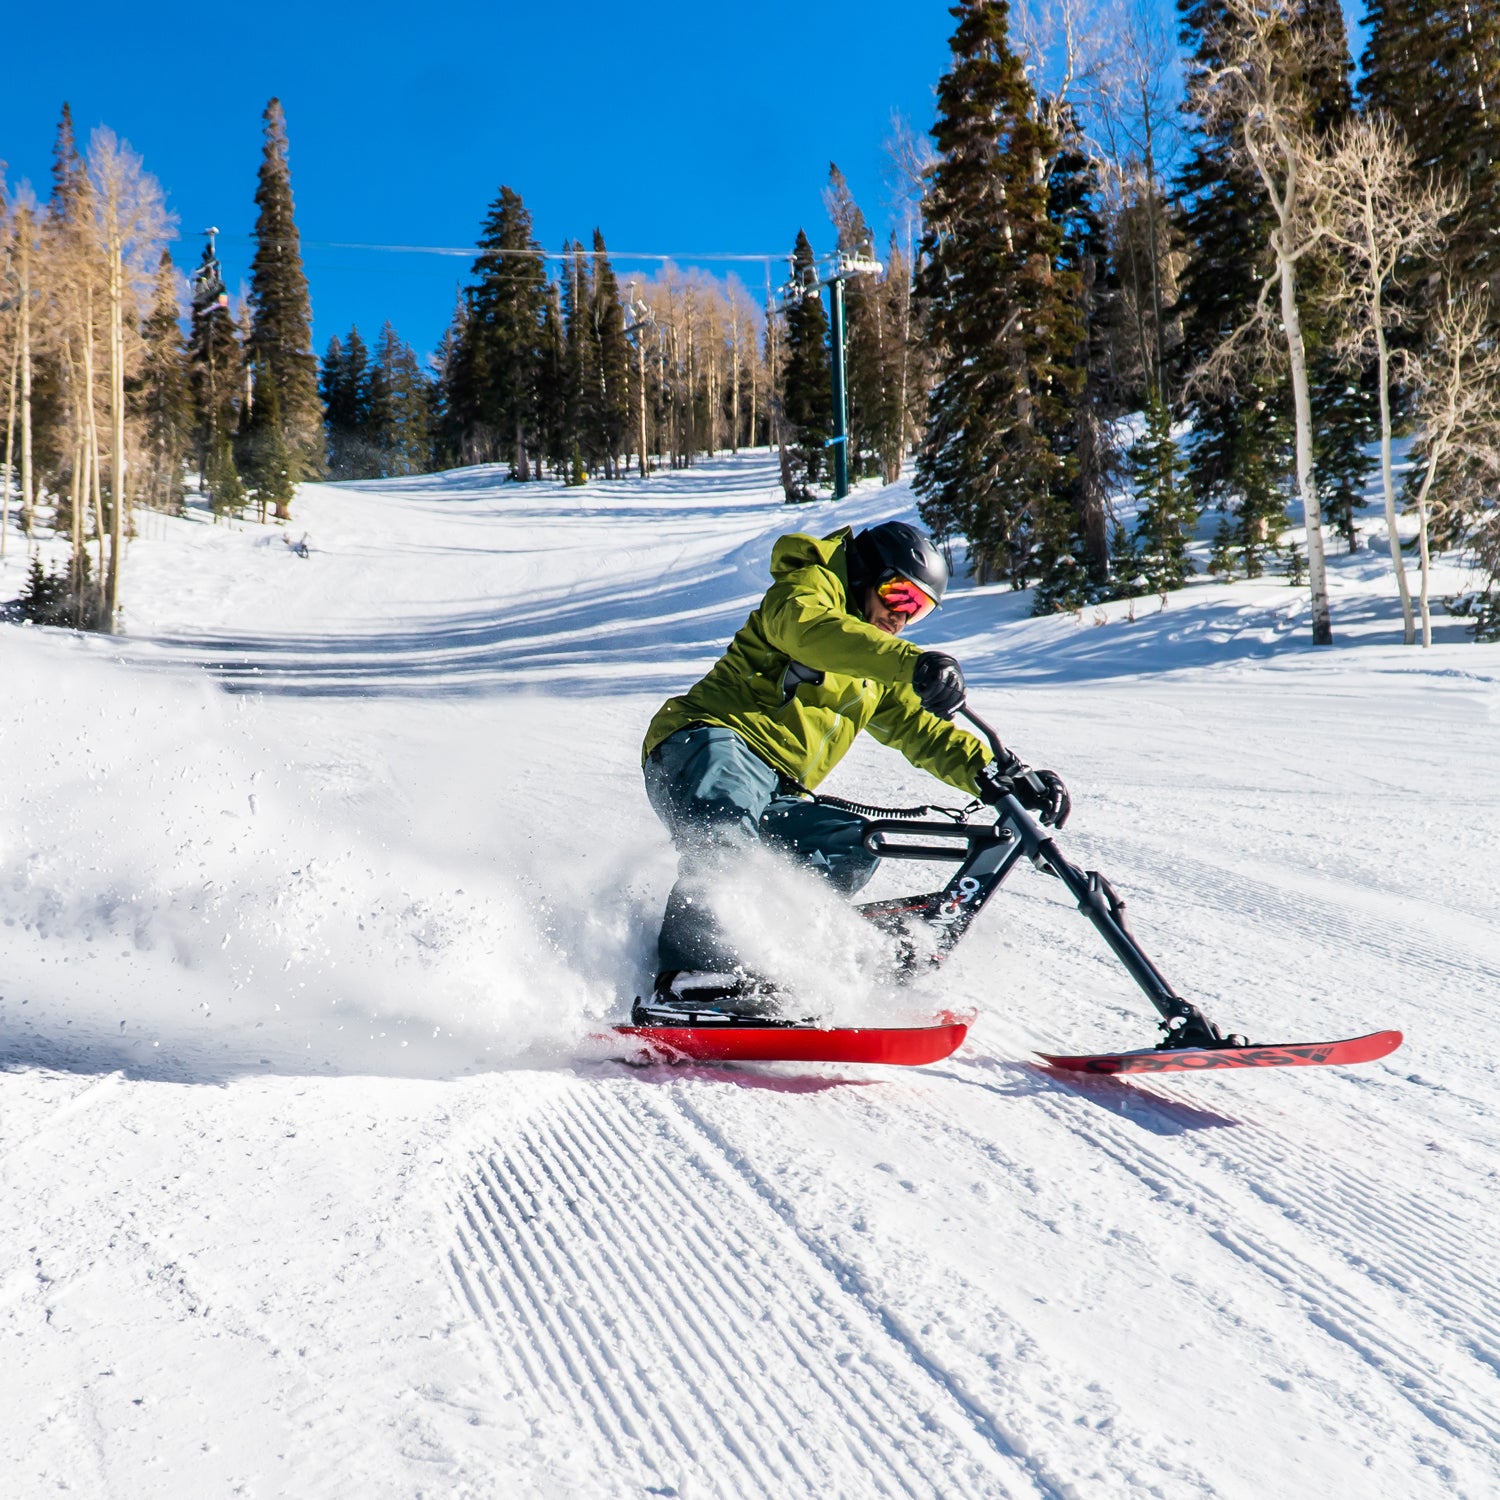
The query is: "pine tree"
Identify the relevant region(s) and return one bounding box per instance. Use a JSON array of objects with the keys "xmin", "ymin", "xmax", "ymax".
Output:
[
  {"xmin": 1175, "ymin": 0, "xmax": 1286, "ymax": 544},
  {"xmin": 1032, "ymin": 114, "xmax": 1114, "ymax": 612},
  {"xmin": 187, "ymin": 240, "xmax": 245, "ymax": 513},
  {"xmin": 50, "ymin": 103, "xmax": 88, "ymax": 220},
  {"xmin": 825, "ymin": 164, "xmax": 884, "ymax": 480},
  {"xmin": 1360, "ymin": 1, "xmax": 1500, "ymax": 306},
  {"xmin": 247, "ymin": 98, "xmax": 322, "ymax": 489},
  {"xmin": 1131, "ymin": 392, "xmax": 1194, "ymax": 592},
  {"xmin": 1109, "ymin": 512, "xmax": 1147, "ymax": 598},
  {"xmin": 1176, "ymin": 0, "xmax": 1364, "ymax": 574},
  {"xmin": 433, "ymin": 292, "xmax": 485, "ymax": 466},
  {"xmin": 132, "ymin": 249, "xmax": 193, "ymax": 514},
  {"xmin": 370, "ymin": 323, "xmax": 432, "ymax": 477},
  {"xmin": 321, "ymin": 326, "xmax": 374, "ymax": 478},
  {"xmin": 878, "ymin": 232, "xmax": 922, "ymax": 483},
  {"xmin": 468, "ymin": 186, "xmax": 548, "ymax": 478},
  {"xmin": 916, "ymin": 0, "xmax": 1083, "ymax": 586},
  {"xmin": 320, "ymin": 334, "xmax": 348, "ymax": 473},
  {"xmin": 537, "ymin": 282, "xmax": 568, "ymax": 478},
  {"xmin": 780, "ymin": 229, "xmax": 832, "ymax": 500},
  {"xmin": 590, "ymin": 230, "xmax": 632, "ymax": 478},
  {"xmin": 241, "ymin": 362, "xmax": 294, "ymax": 520},
  {"xmin": 562, "ymin": 241, "xmax": 596, "ymax": 475}
]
